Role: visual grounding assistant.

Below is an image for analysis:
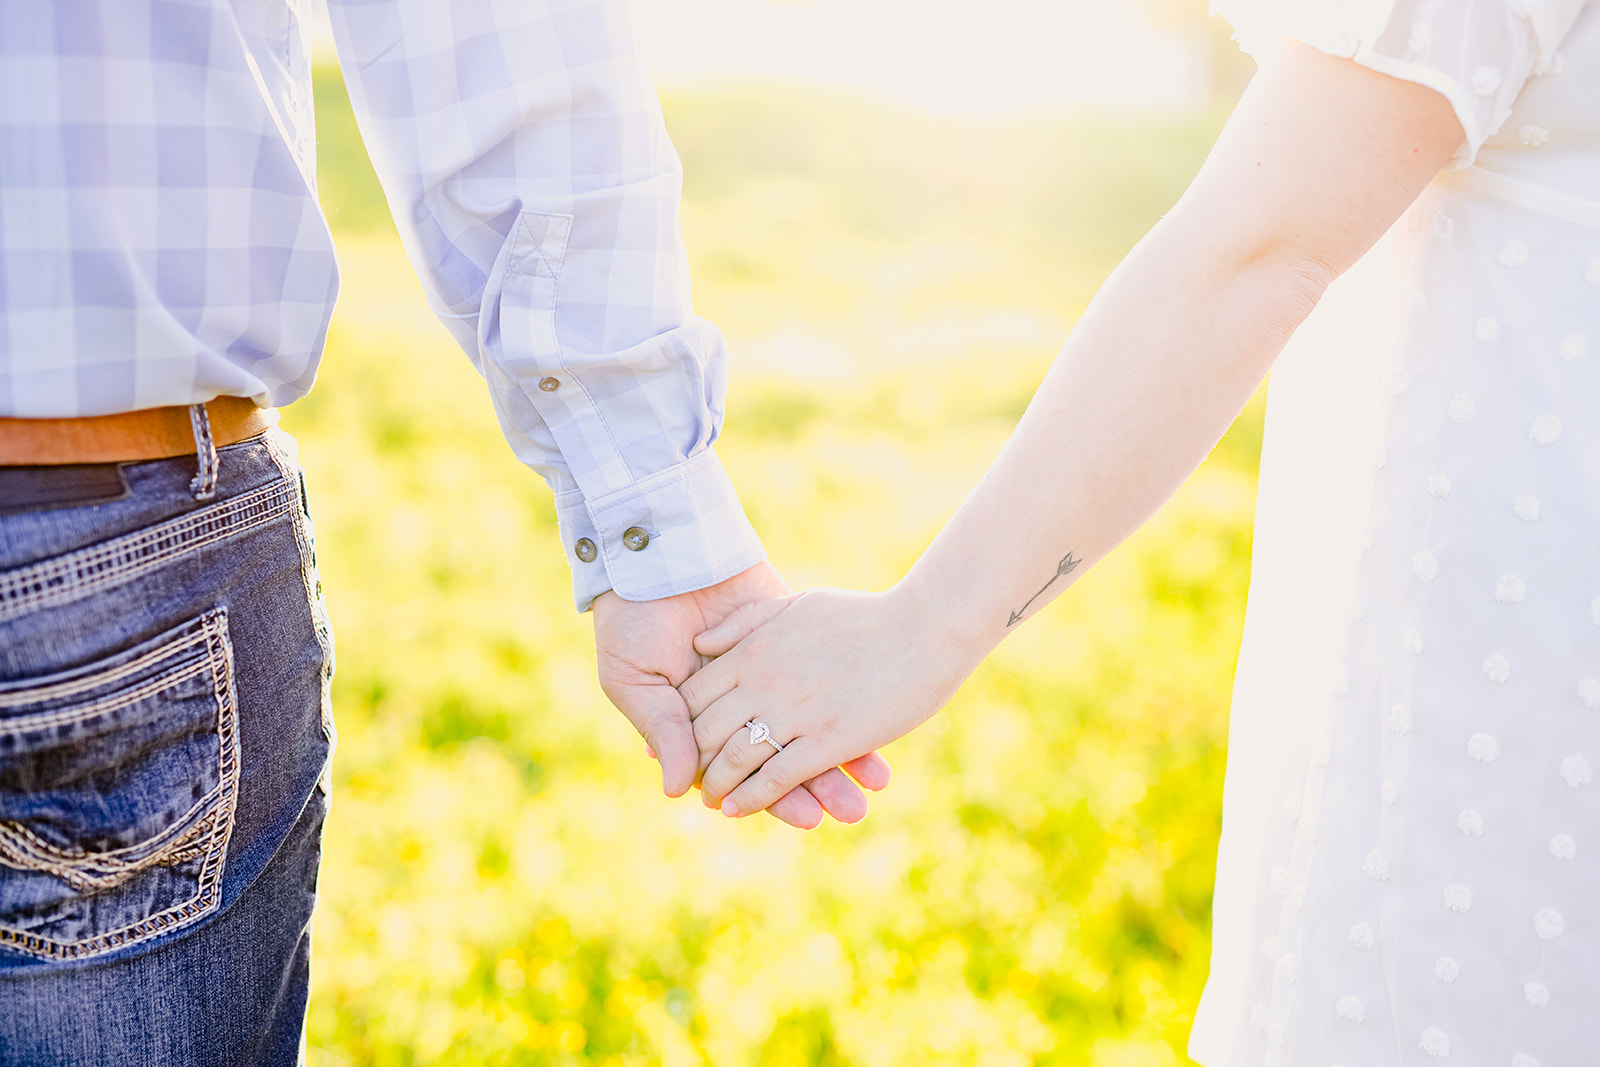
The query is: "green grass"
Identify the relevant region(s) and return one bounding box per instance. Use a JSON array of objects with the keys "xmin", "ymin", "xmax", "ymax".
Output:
[{"xmin": 298, "ymin": 63, "xmax": 1256, "ymax": 1067}]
